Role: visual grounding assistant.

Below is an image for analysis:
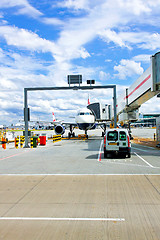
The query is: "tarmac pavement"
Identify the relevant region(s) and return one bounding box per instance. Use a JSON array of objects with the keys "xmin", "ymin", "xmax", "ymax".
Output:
[{"xmin": 0, "ymin": 128, "xmax": 160, "ymax": 239}]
